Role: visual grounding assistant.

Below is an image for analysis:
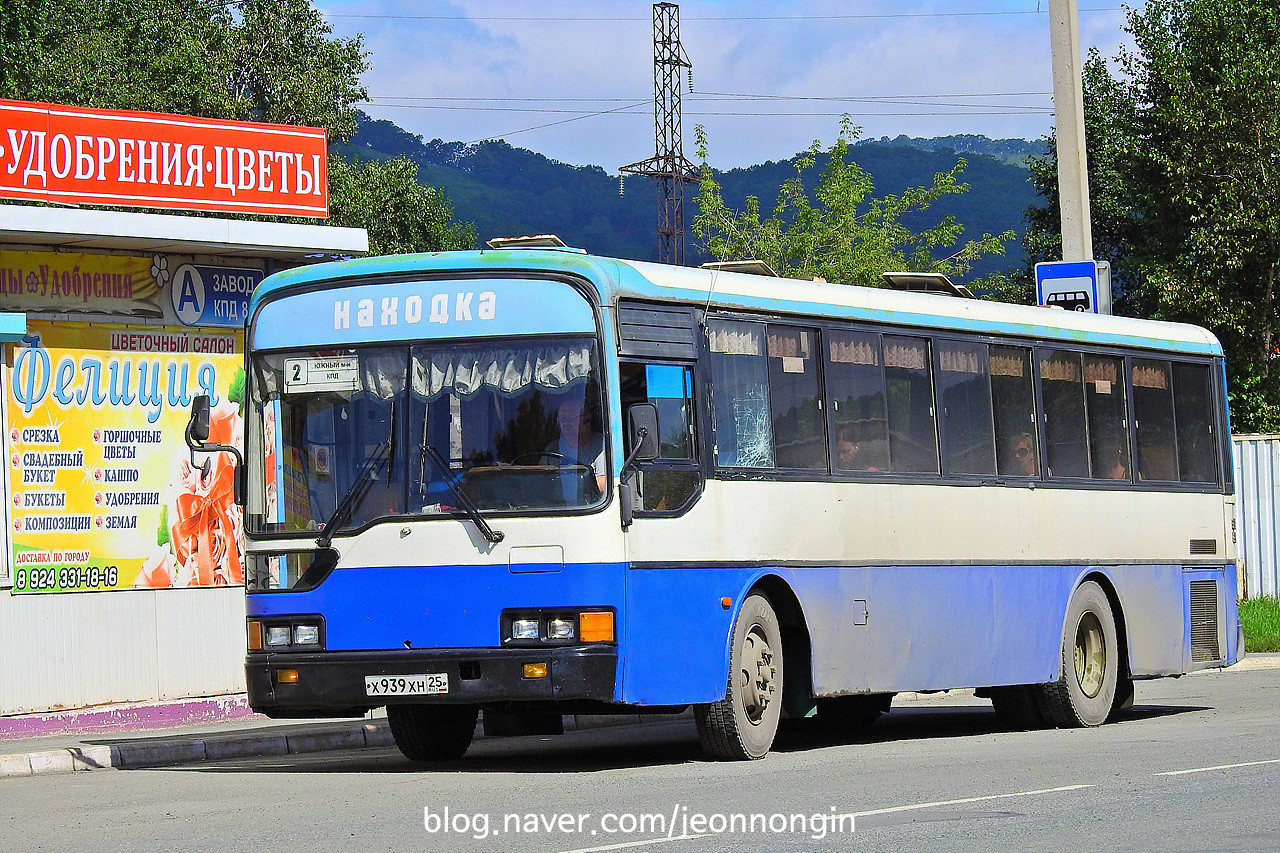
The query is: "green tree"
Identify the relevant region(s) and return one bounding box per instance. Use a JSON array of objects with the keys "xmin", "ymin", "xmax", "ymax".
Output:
[
  {"xmin": 0, "ymin": 0, "xmax": 44, "ymax": 100},
  {"xmin": 1019, "ymin": 49, "xmax": 1144, "ymax": 311},
  {"xmin": 692, "ymin": 119, "xmax": 1015, "ymax": 286},
  {"xmin": 3, "ymin": 0, "xmax": 366, "ymax": 141},
  {"xmin": 327, "ymin": 155, "xmax": 475, "ymax": 255},
  {"xmin": 1024, "ymin": 0, "xmax": 1280, "ymax": 430},
  {"xmin": 0, "ymin": 0, "xmax": 475, "ymax": 255},
  {"xmin": 1130, "ymin": 0, "xmax": 1280, "ymax": 430}
]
